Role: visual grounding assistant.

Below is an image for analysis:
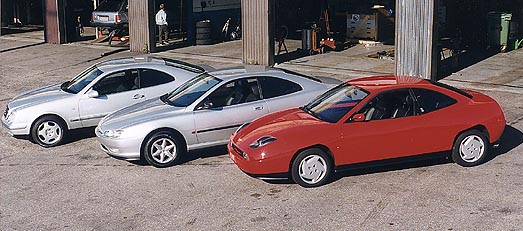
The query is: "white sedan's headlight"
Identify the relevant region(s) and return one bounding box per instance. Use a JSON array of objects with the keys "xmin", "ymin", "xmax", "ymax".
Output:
[
  {"xmin": 102, "ymin": 129, "xmax": 124, "ymax": 138},
  {"xmin": 4, "ymin": 109, "xmax": 16, "ymax": 123}
]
